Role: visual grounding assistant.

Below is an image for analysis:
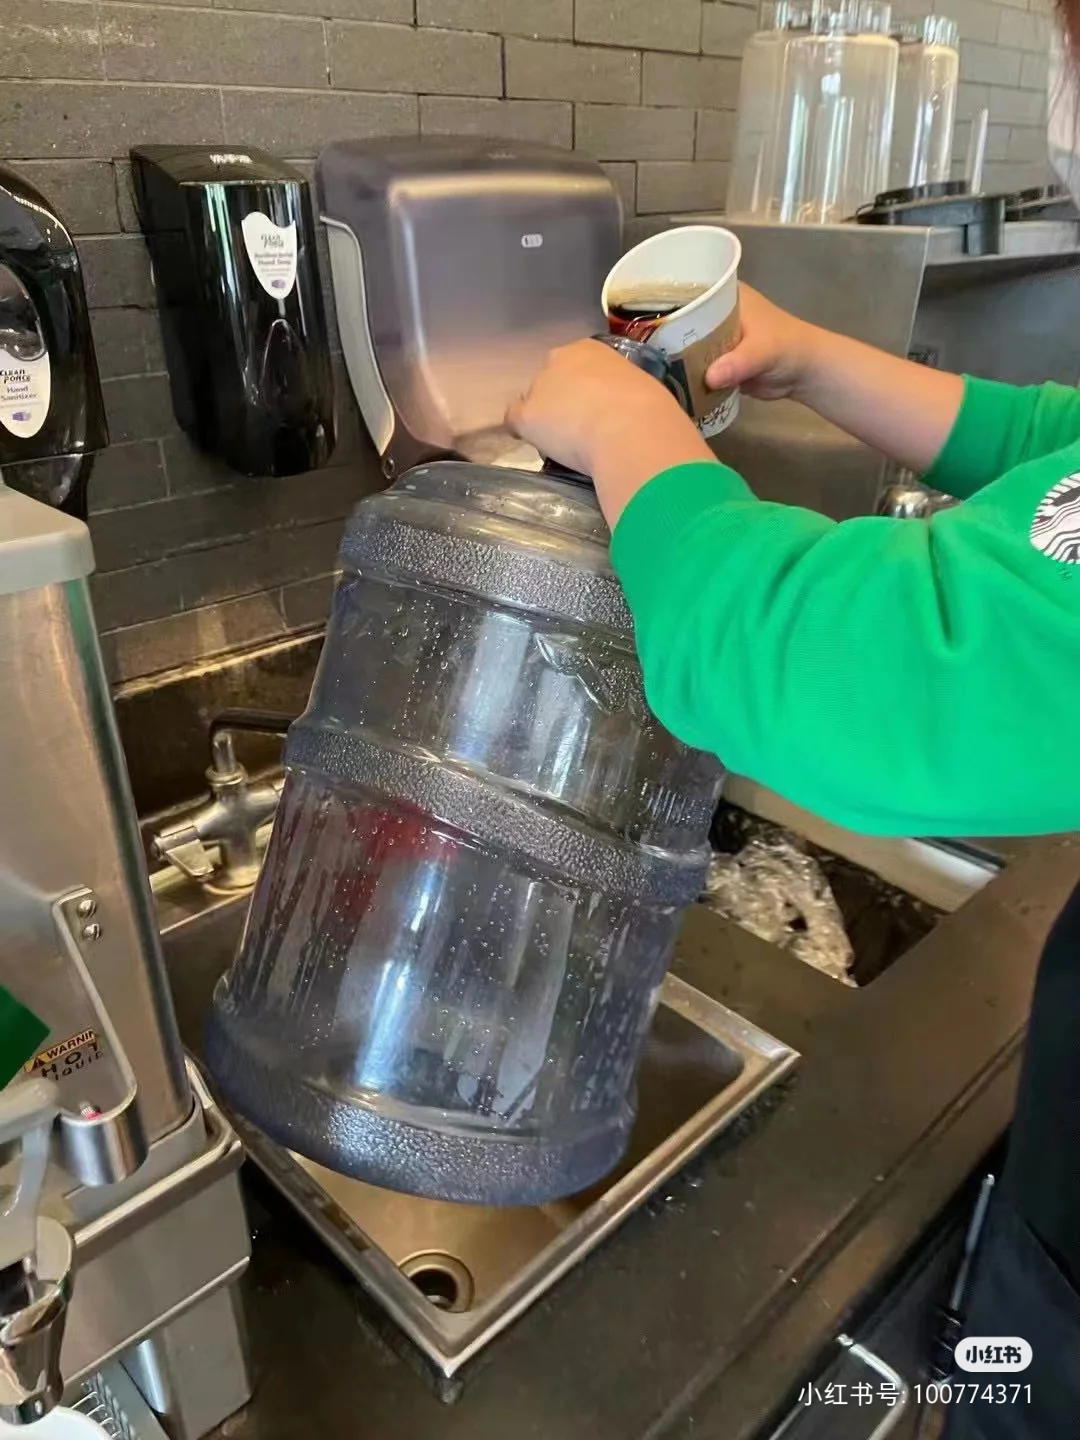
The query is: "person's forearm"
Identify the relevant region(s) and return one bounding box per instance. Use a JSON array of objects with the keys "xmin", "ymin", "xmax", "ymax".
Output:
[
  {"xmin": 592, "ymin": 407, "xmax": 716, "ymax": 528},
  {"xmin": 610, "ymin": 445, "xmax": 1080, "ymax": 837},
  {"xmin": 794, "ymin": 326, "xmax": 964, "ymax": 474}
]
